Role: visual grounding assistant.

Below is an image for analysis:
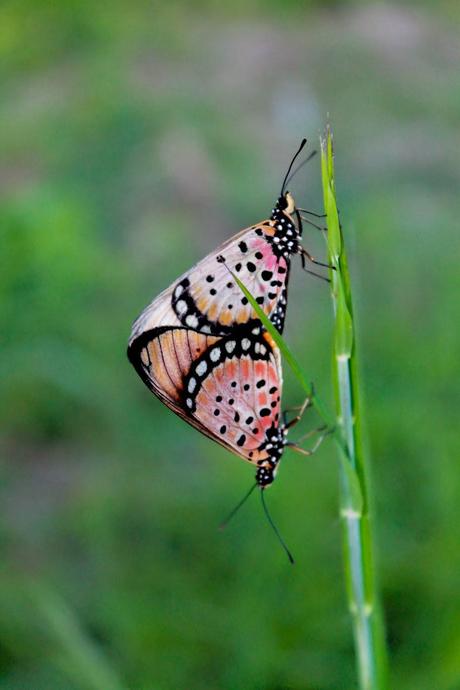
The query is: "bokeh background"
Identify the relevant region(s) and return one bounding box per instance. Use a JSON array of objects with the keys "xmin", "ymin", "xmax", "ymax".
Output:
[{"xmin": 2, "ymin": 1, "xmax": 460, "ymax": 688}]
